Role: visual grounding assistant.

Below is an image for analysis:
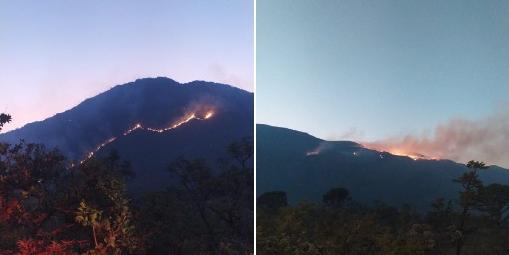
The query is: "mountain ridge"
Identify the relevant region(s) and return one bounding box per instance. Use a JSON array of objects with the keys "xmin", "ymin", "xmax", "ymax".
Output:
[
  {"xmin": 258, "ymin": 124, "xmax": 507, "ymax": 169},
  {"xmin": 257, "ymin": 124, "xmax": 509, "ymax": 210},
  {"xmin": 0, "ymin": 77, "xmax": 253, "ymax": 158},
  {"xmin": 0, "ymin": 77, "xmax": 253, "ymax": 193},
  {"xmin": 1, "ymin": 77, "xmax": 250, "ymax": 135}
]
